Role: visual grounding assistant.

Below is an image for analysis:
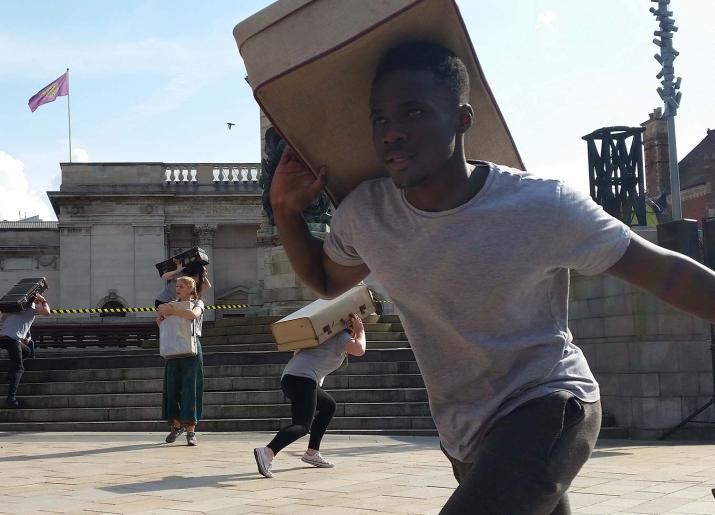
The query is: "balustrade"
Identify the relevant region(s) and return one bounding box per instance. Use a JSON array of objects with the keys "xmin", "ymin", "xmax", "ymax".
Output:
[{"xmin": 163, "ymin": 164, "xmax": 261, "ymax": 185}]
